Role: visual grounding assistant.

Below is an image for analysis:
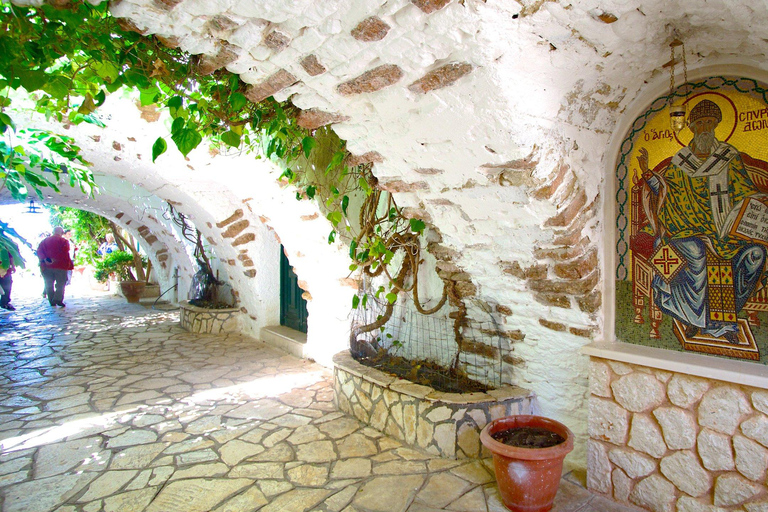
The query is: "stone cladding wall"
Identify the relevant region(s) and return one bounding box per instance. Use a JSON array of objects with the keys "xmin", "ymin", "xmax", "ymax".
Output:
[
  {"xmin": 333, "ymin": 351, "xmax": 535, "ymax": 459},
  {"xmin": 179, "ymin": 301, "xmax": 241, "ymax": 333},
  {"xmin": 588, "ymin": 357, "xmax": 768, "ymax": 512}
]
